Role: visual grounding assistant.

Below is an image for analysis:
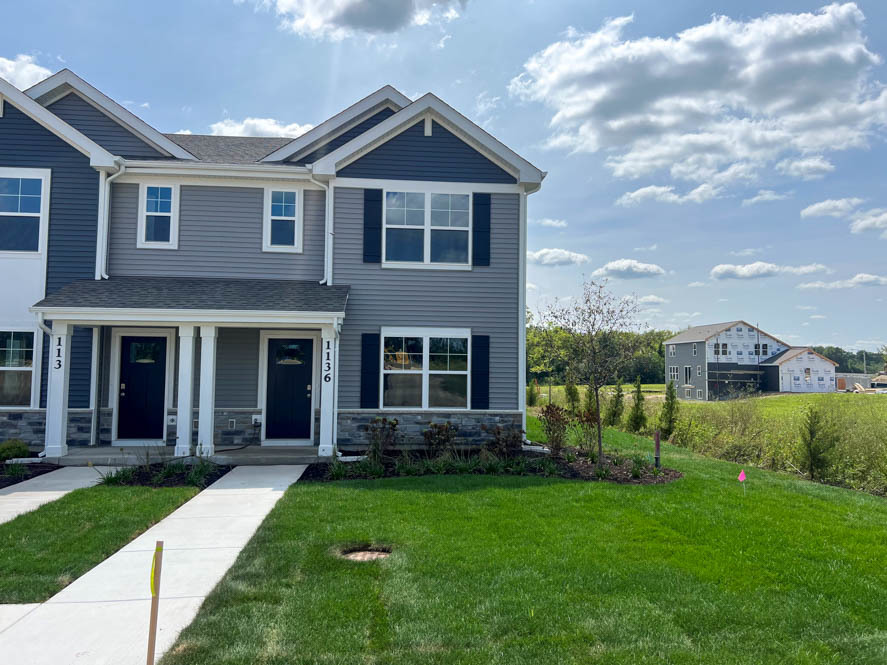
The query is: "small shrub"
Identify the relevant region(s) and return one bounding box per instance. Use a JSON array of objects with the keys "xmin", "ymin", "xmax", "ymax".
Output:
[
  {"xmin": 797, "ymin": 405, "xmax": 838, "ymax": 481},
  {"xmin": 564, "ymin": 381, "xmax": 580, "ymax": 414},
  {"xmin": 611, "ymin": 450, "xmax": 624, "ymax": 466},
  {"xmin": 539, "ymin": 404, "xmax": 568, "ymax": 456},
  {"xmin": 186, "ymin": 459, "xmax": 217, "ymax": 488},
  {"xmin": 98, "ymin": 466, "xmax": 138, "ymax": 486},
  {"xmin": 527, "ymin": 380, "xmax": 539, "ymax": 407},
  {"xmin": 327, "ymin": 458, "xmax": 349, "ymax": 480},
  {"xmin": 423, "ymin": 422, "xmax": 457, "ymax": 457},
  {"xmin": 354, "ymin": 458, "xmax": 386, "ymax": 478},
  {"xmin": 483, "ymin": 424, "xmax": 524, "ymax": 458},
  {"xmin": 537, "ymin": 457, "xmax": 558, "ymax": 477},
  {"xmin": 658, "ymin": 380, "xmax": 679, "ymax": 439},
  {"xmin": 594, "ymin": 465, "xmax": 611, "ymax": 480},
  {"xmin": 507, "ymin": 456, "xmax": 528, "ymax": 474},
  {"xmin": 0, "ymin": 439, "xmax": 29, "ymax": 462},
  {"xmin": 603, "ymin": 379, "xmax": 624, "ymax": 427},
  {"xmin": 630, "ymin": 455, "xmax": 645, "ymax": 479},
  {"xmin": 3, "ymin": 462, "xmax": 27, "ymax": 479},
  {"xmin": 625, "ymin": 376, "xmax": 647, "ymax": 433},
  {"xmin": 573, "ymin": 409, "xmax": 600, "ymax": 455},
  {"xmin": 478, "ymin": 450, "xmax": 505, "ymax": 475},
  {"xmin": 367, "ymin": 417, "xmax": 398, "ymax": 465}
]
